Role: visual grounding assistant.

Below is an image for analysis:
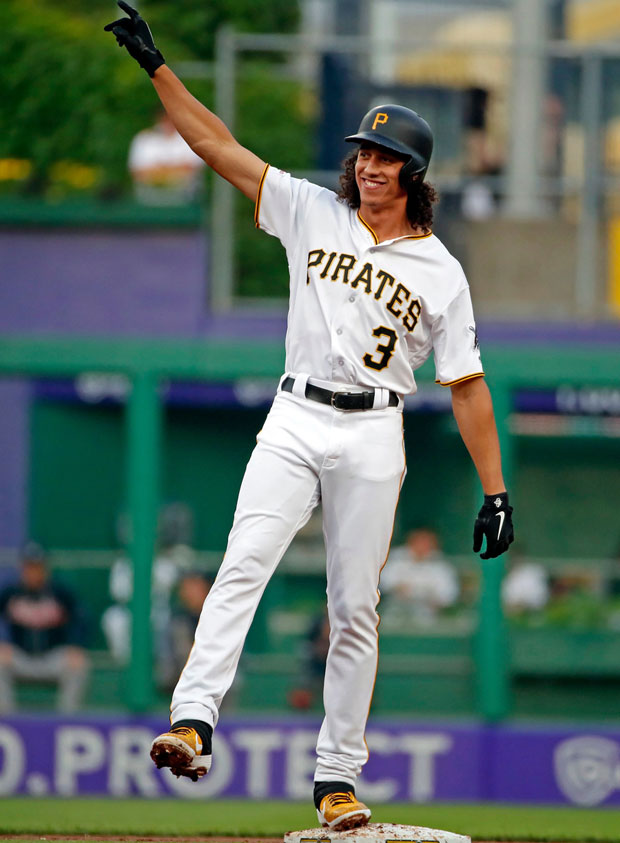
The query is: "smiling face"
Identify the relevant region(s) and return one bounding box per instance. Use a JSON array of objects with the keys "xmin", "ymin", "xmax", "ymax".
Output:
[{"xmin": 354, "ymin": 142, "xmax": 409, "ymax": 211}]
